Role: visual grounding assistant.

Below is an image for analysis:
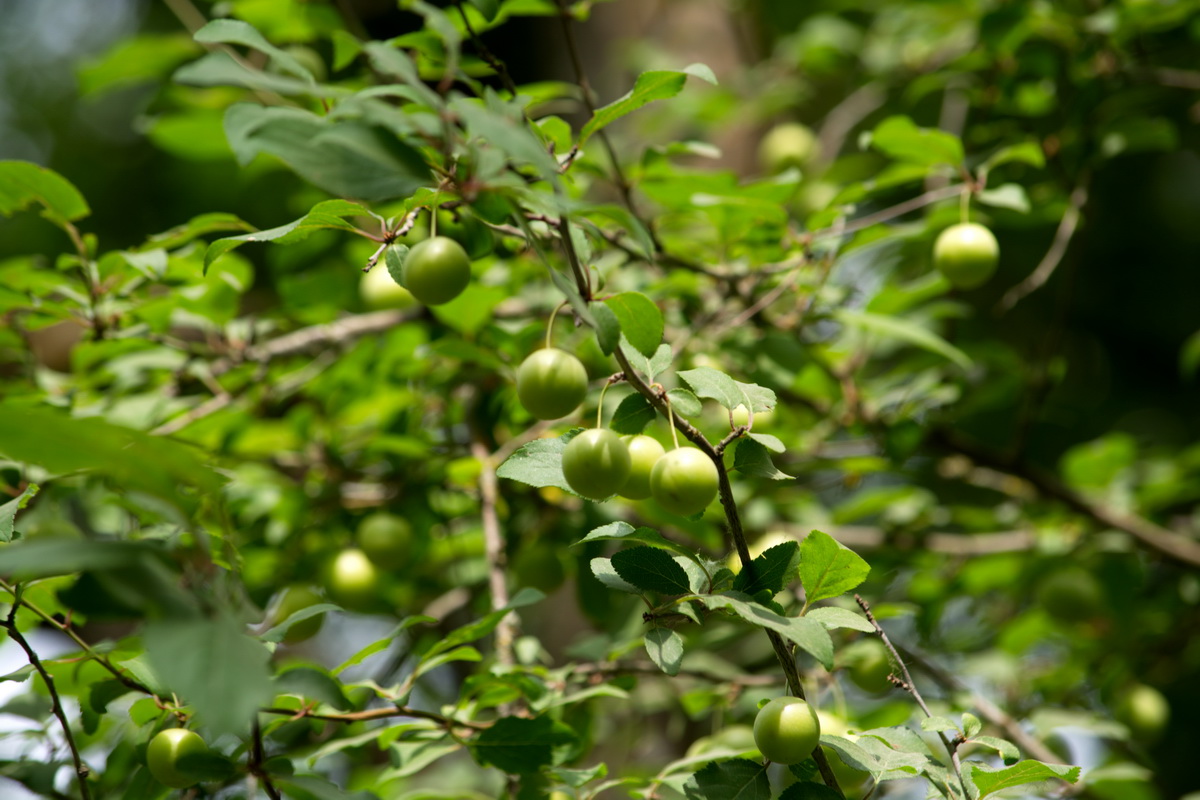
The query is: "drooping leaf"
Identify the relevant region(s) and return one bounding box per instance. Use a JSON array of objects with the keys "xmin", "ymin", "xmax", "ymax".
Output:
[
  {"xmin": 469, "ymin": 715, "xmax": 578, "ymax": 774},
  {"xmin": 645, "ymin": 627, "xmax": 684, "ymax": 676},
  {"xmin": 698, "ymin": 592, "xmax": 833, "ymax": 669},
  {"xmin": 205, "ymin": 200, "xmax": 371, "ymax": 271},
  {"xmin": 732, "ymin": 437, "xmax": 793, "ymax": 480},
  {"xmin": 834, "ymin": 309, "xmax": 972, "ymax": 371},
  {"xmin": 222, "ymin": 104, "xmax": 430, "ymax": 203},
  {"xmin": 798, "ymin": 530, "xmax": 870, "ymax": 604},
  {"xmin": 143, "ymin": 615, "xmax": 274, "ymax": 736}
]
